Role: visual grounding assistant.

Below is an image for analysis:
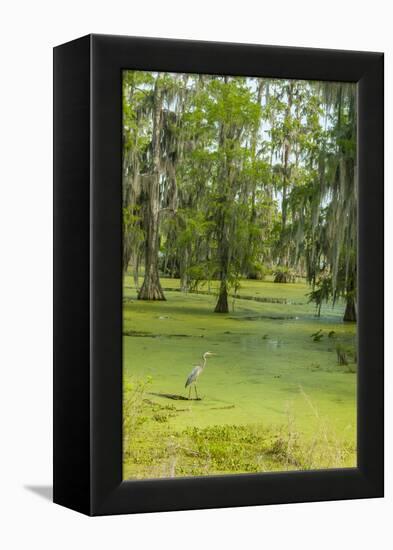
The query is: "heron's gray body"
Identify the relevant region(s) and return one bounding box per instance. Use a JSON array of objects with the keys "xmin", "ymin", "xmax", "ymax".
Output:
[
  {"xmin": 184, "ymin": 352, "xmax": 216, "ymax": 399},
  {"xmin": 185, "ymin": 365, "xmax": 203, "ymax": 388}
]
